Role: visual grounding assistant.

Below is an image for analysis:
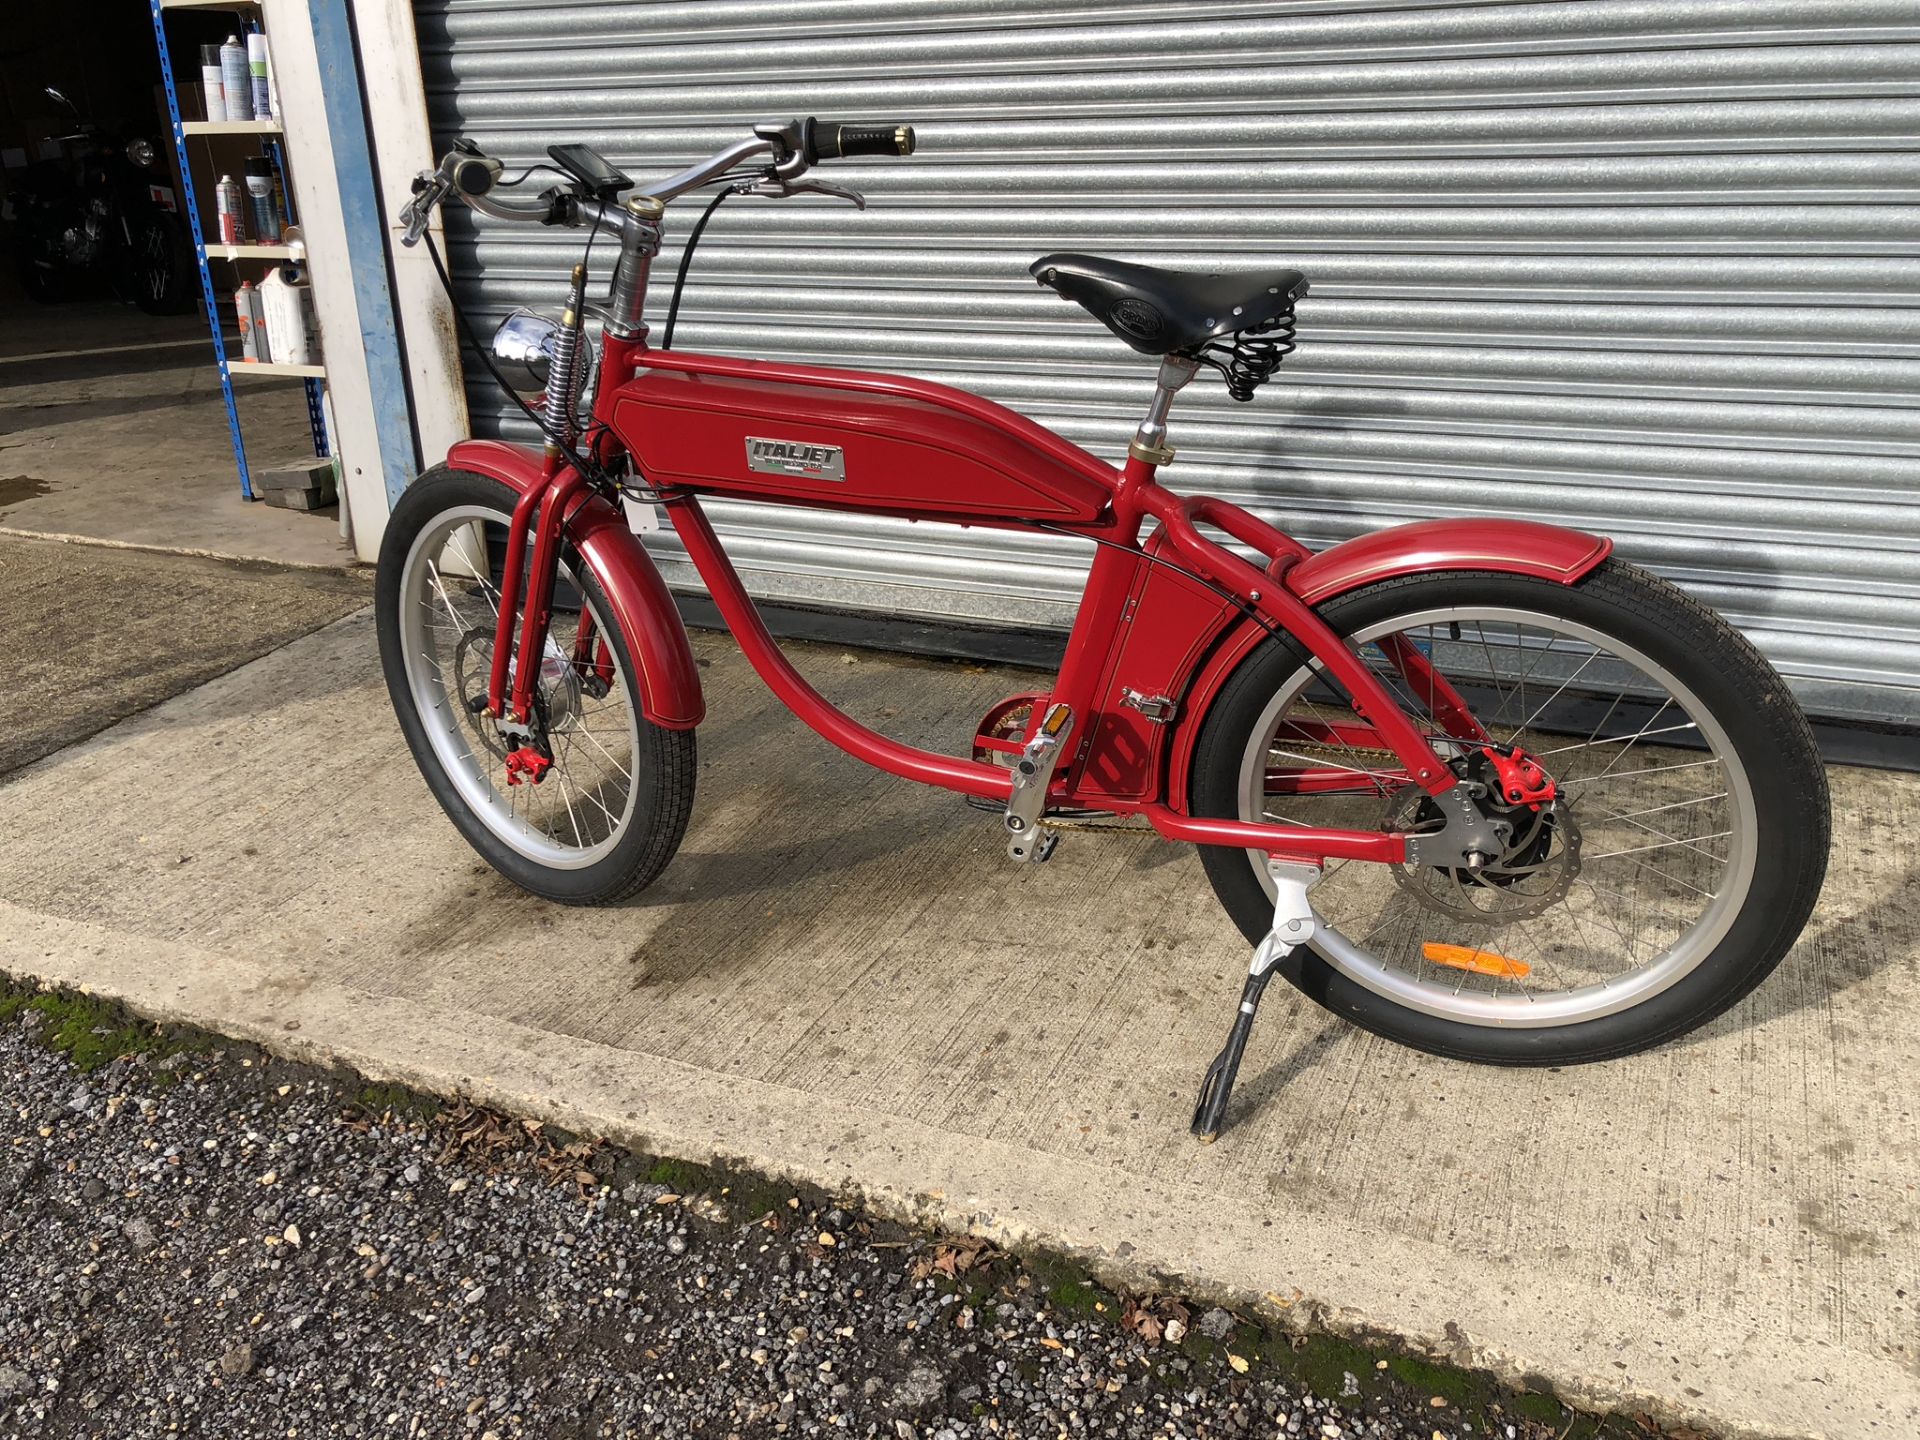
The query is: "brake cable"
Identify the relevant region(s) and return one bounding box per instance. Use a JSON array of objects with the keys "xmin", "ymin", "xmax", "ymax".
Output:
[
  {"xmin": 660, "ymin": 183, "xmax": 737, "ymax": 350},
  {"xmin": 420, "ymin": 217, "xmax": 641, "ymax": 504}
]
